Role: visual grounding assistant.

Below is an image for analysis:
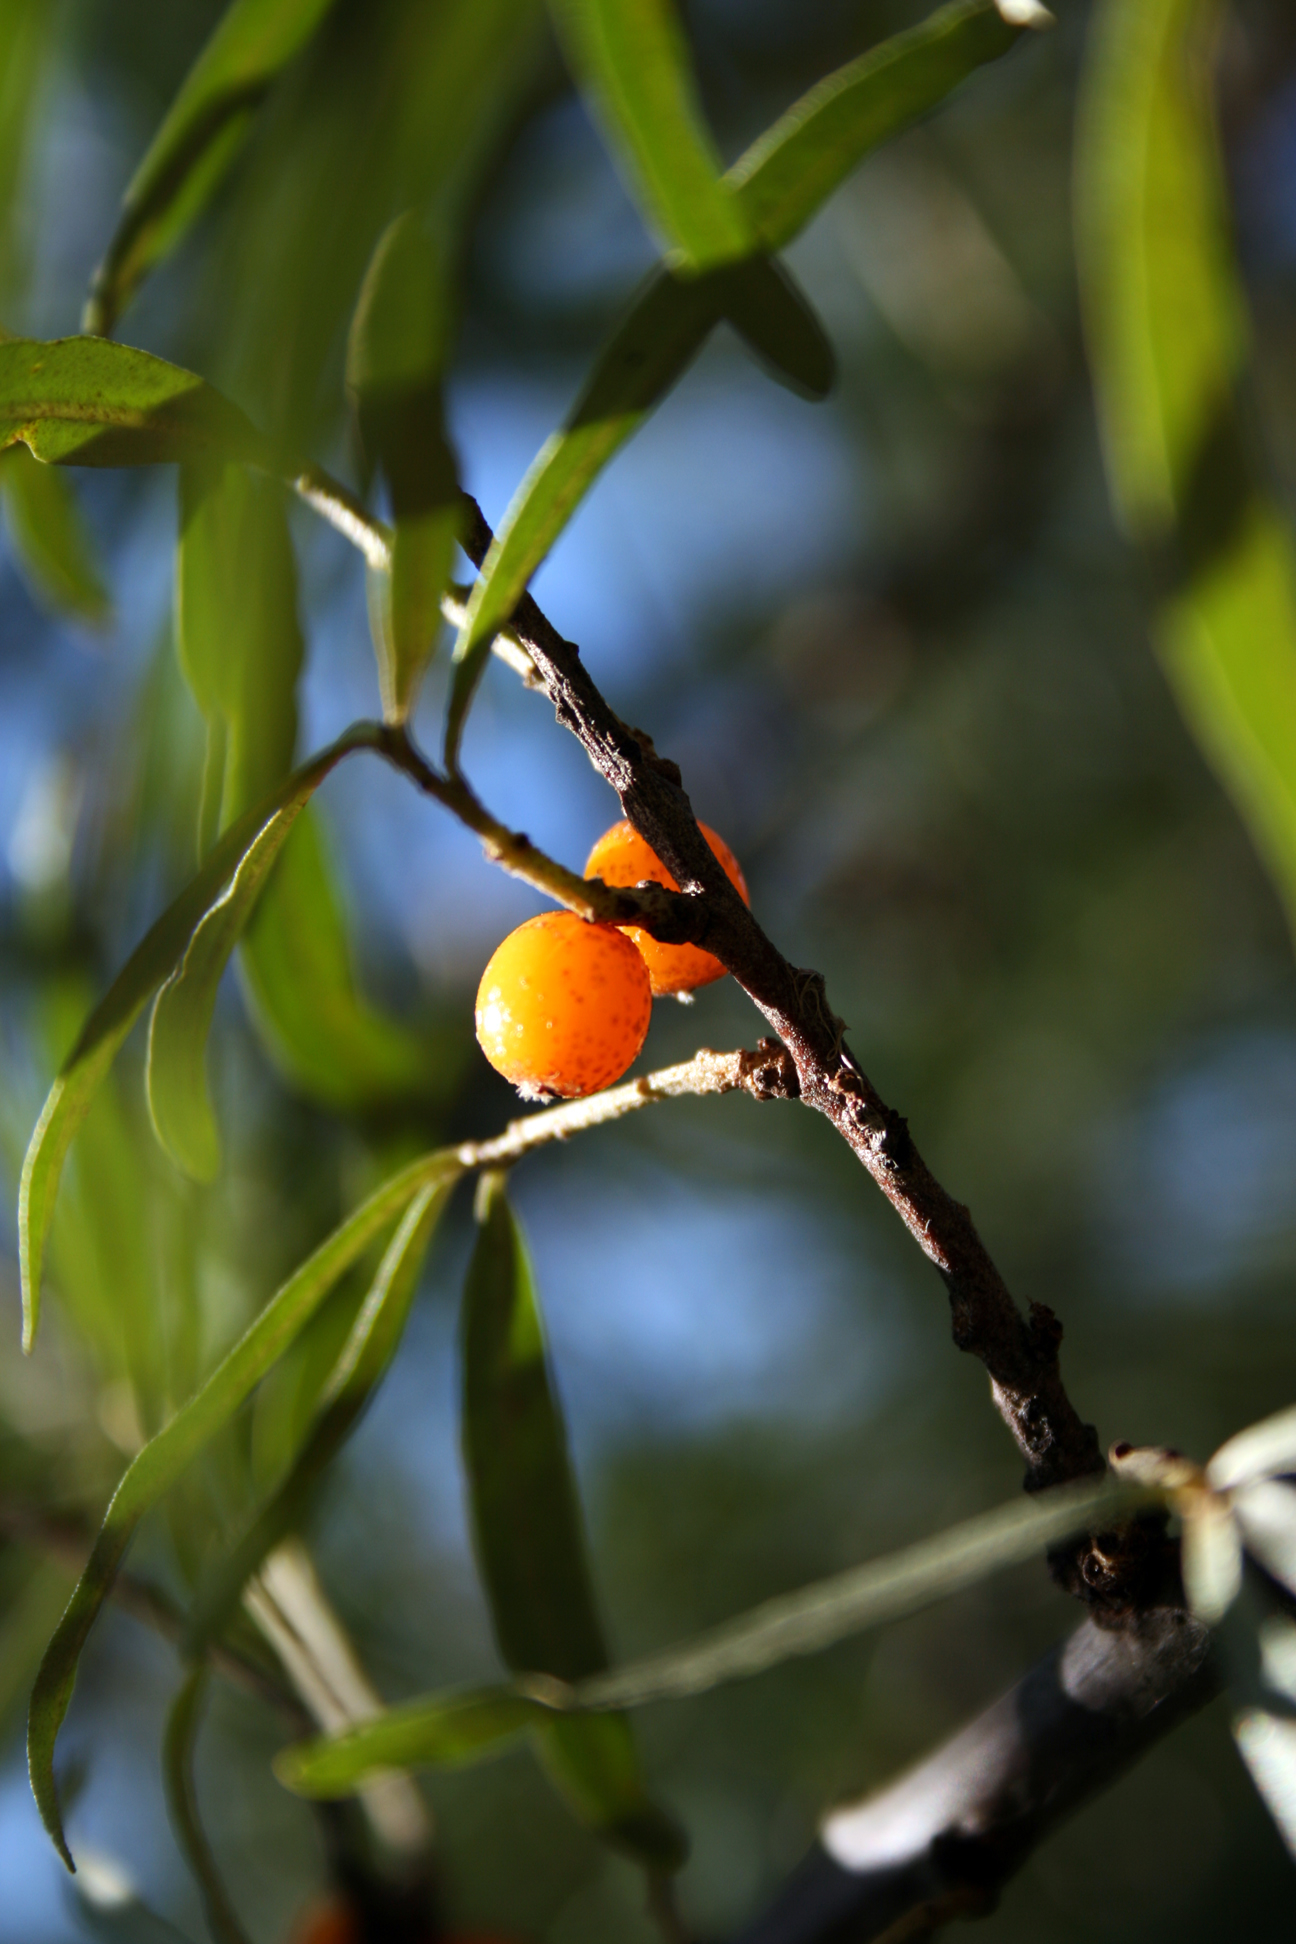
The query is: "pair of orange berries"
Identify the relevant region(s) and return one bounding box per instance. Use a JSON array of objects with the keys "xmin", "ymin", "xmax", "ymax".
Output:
[{"xmin": 475, "ymin": 819, "xmax": 747, "ymax": 1100}]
